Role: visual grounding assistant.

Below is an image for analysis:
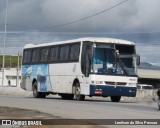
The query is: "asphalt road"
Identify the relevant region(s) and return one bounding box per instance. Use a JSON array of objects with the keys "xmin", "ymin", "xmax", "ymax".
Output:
[{"xmin": 0, "ymin": 95, "xmax": 159, "ymax": 120}]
